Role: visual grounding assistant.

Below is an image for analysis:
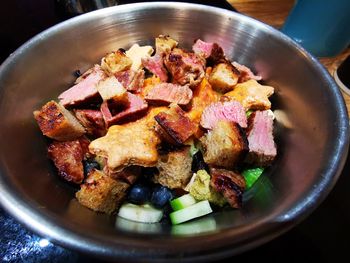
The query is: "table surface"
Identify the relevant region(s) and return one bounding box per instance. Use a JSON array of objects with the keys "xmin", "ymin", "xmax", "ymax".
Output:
[
  {"xmin": 228, "ymin": 0, "xmax": 350, "ymax": 115},
  {"xmin": 1, "ymin": 1, "xmax": 350, "ymax": 262}
]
